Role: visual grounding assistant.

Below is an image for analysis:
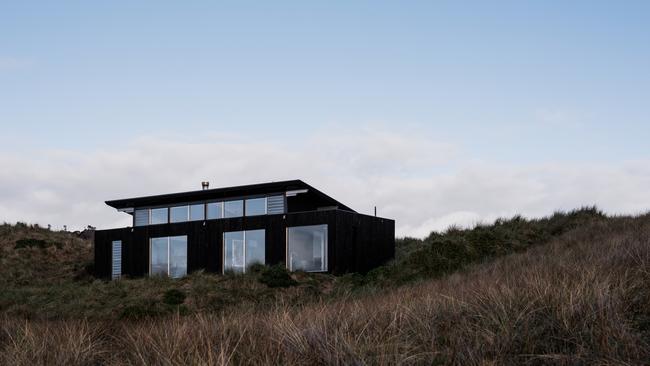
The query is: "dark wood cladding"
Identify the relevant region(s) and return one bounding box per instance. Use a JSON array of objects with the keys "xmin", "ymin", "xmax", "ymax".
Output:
[{"xmin": 94, "ymin": 210, "xmax": 395, "ymax": 279}]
